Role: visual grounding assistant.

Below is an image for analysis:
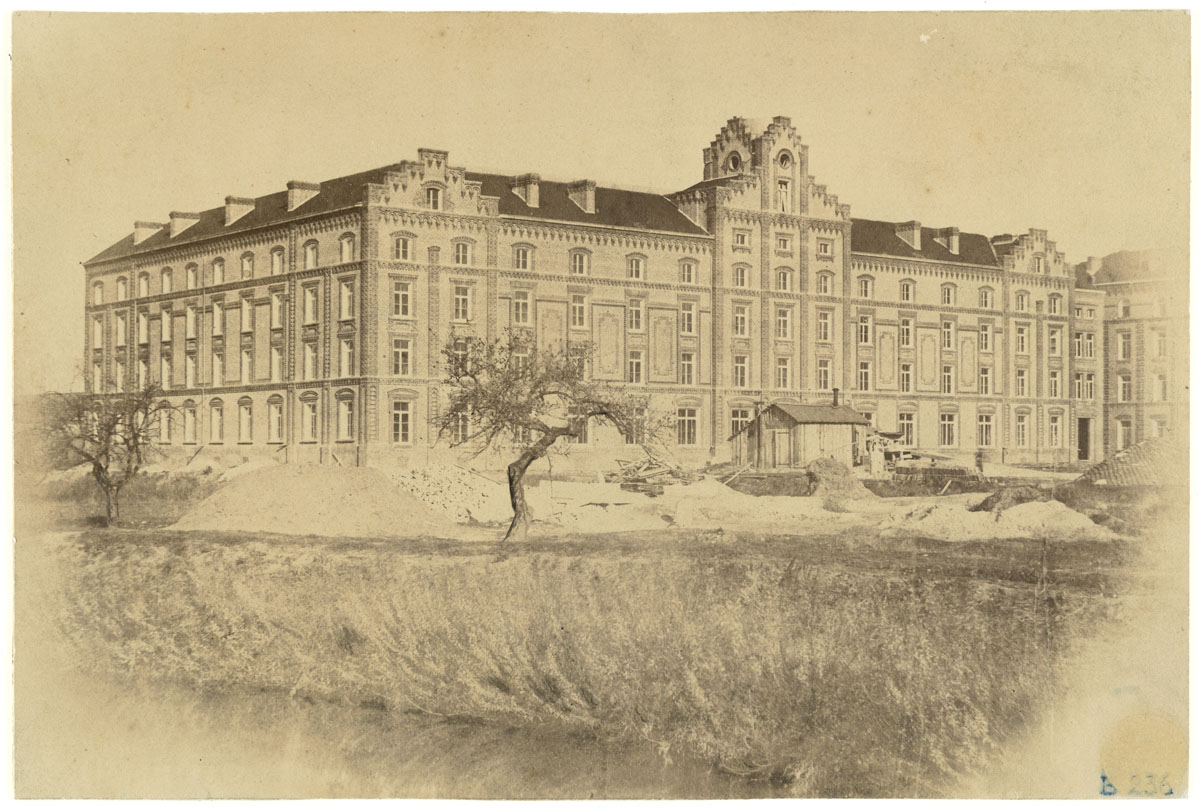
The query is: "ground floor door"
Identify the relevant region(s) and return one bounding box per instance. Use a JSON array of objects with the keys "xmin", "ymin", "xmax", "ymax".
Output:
[
  {"xmin": 1077, "ymin": 418, "xmax": 1091, "ymax": 461},
  {"xmin": 772, "ymin": 430, "xmax": 791, "ymax": 468}
]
